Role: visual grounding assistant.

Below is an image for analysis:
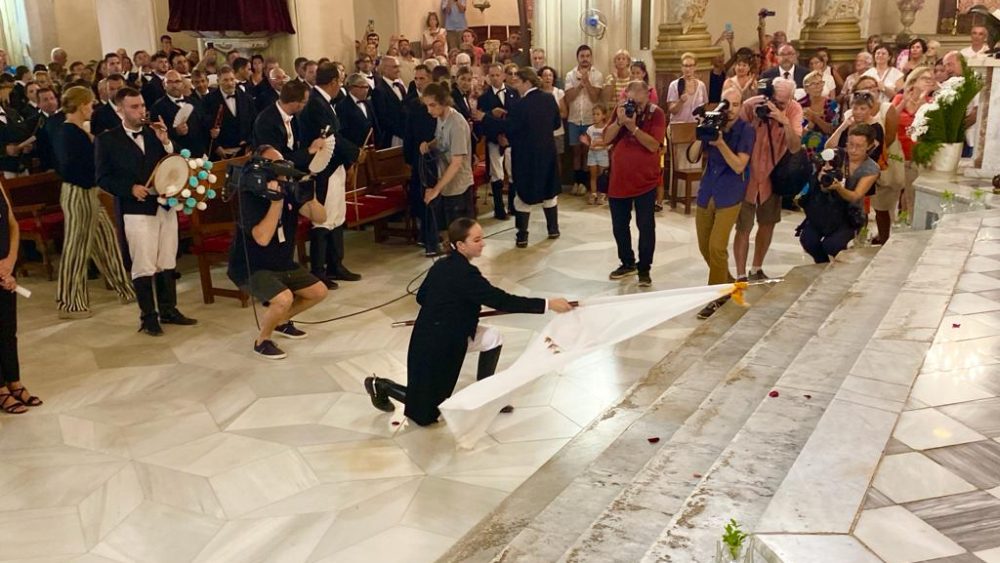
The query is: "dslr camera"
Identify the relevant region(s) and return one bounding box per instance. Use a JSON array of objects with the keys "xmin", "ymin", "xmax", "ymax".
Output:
[
  {"xmin": 693, "ymin": 100, "xmax": 731, "ymax": 143},
  {"xmin": 623, "ymin": 99, "xmax": 638, "ymax": 119},
  {"xmin": 754, "ymin": 78, "xmax": 776, "ymax": 121},
  {"xmin": 758, "ymin": 8, "xmax": 776, "ymax": 17},
  {"xmin": 225, "ymin": 156, "xmax": 313, "ymax": 204},
  {"xmin": 815, "ymin": 148, "xmax": 845, "ymax": 189}
]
